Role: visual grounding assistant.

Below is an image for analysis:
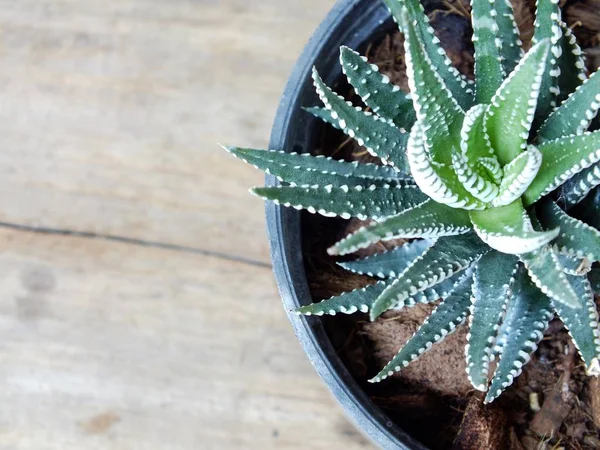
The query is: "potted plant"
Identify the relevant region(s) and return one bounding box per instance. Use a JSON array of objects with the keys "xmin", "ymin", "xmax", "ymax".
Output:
[{"xmin": 224, "ymin": 0, "xmax": 600, "ymax": 448}]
